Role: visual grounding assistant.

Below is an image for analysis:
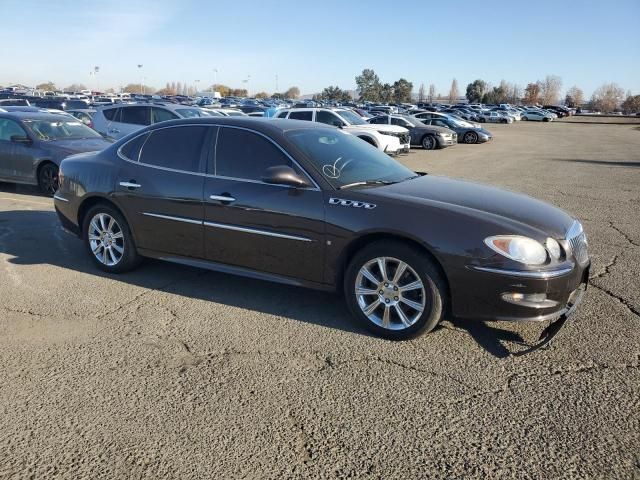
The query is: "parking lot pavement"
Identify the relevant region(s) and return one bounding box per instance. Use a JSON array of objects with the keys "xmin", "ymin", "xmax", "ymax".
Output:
[{"xmin": 0, "ymin": 122, "xmax": 638, "ymax": 479}]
